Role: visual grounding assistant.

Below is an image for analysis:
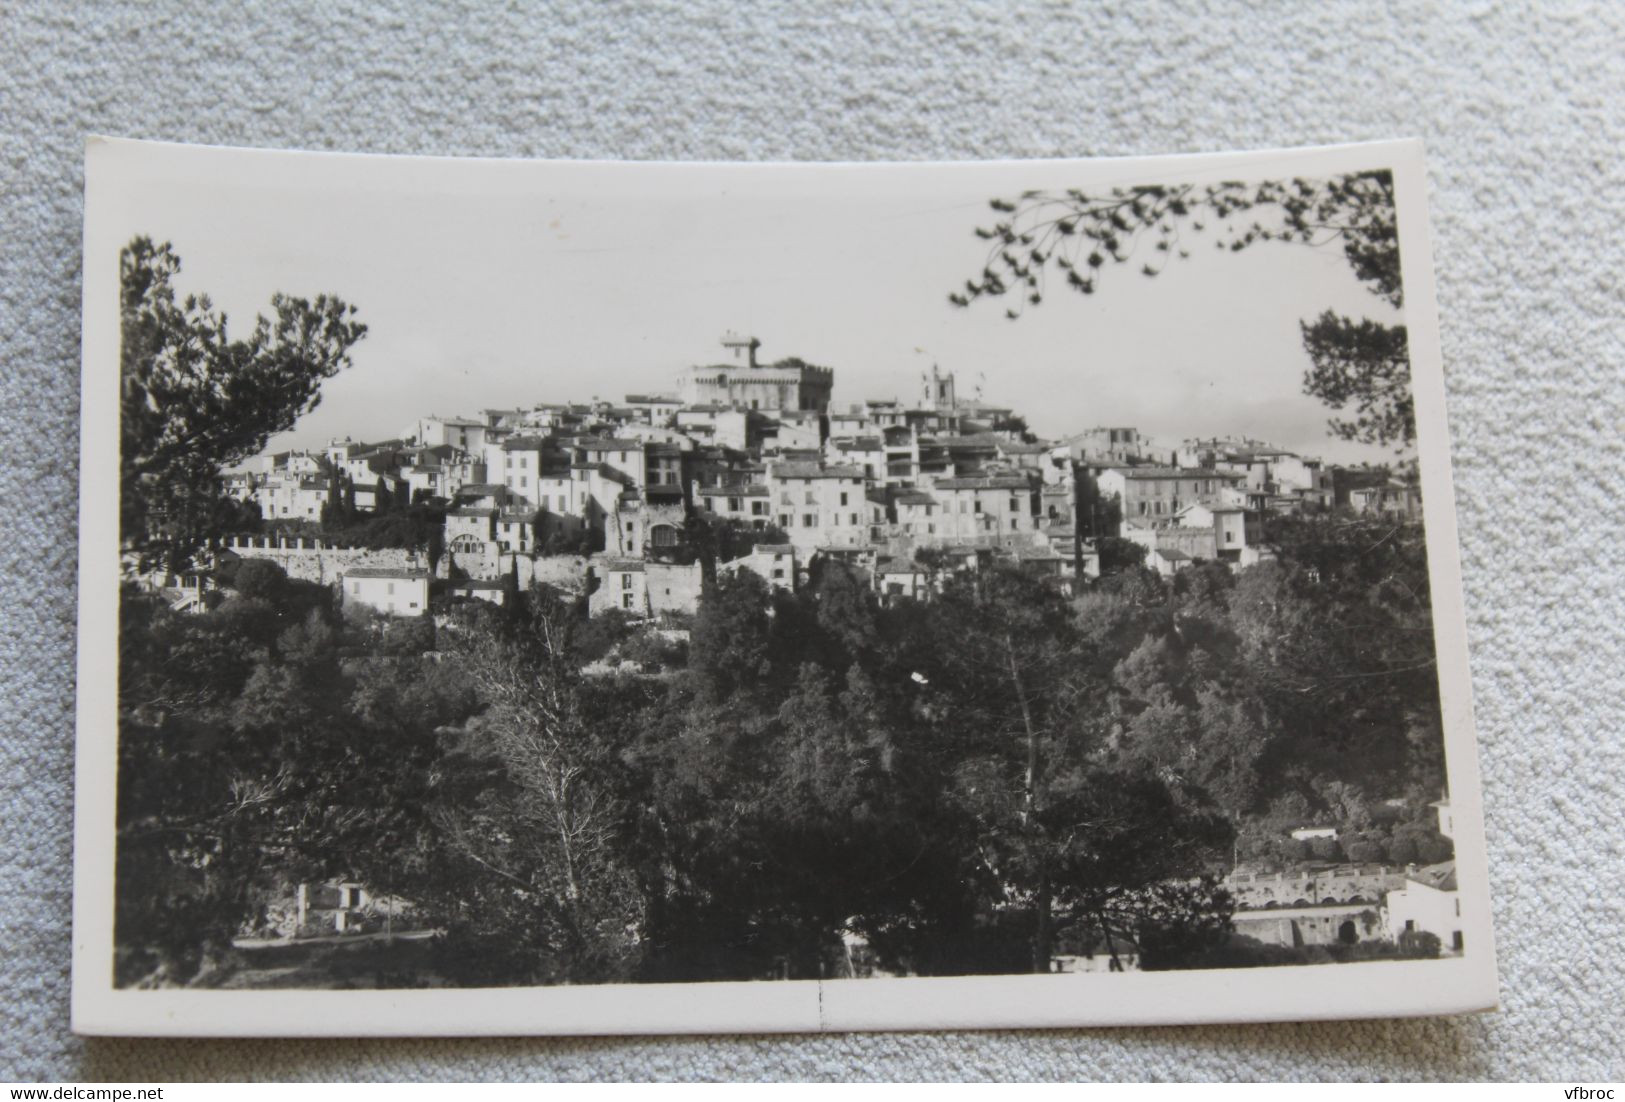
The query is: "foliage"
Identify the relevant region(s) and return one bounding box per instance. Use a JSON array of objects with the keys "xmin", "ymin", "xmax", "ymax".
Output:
[
  {"xmin": 947, "ymin": 172, "xmax": 1415, "ymax": 446},
  {"xmin": 120, "ymin": 237, "xmax": 367, "ymax": 570},
  {"xmin": 1300, "ymin": 311, "xmax": 1415, "ymax": 447},
  {"xmin": 950, "ymin": 173, "xmax": 1400, "ymax": 313},
  {"xmin": 1093, "ymin": 536, "xmax": 1147, "ymax": 575},
  {"xmin": 115, "ymin": 583, "xmax": 450, "ymax": 986},
  {"xmin": 118, "ymin": 511, "xmax": 1447, "ymax": 985}
]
